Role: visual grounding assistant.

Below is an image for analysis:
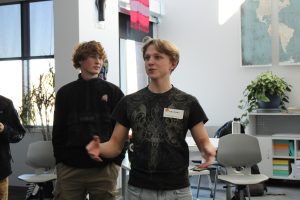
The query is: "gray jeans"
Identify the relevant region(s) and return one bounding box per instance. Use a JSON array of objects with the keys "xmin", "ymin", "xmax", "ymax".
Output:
[{"xmin": 127, "ymin": 185, "xmax": 192, "ymax": 200}]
